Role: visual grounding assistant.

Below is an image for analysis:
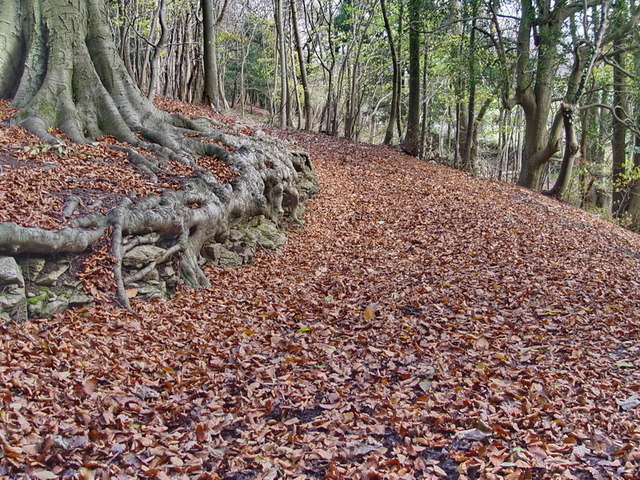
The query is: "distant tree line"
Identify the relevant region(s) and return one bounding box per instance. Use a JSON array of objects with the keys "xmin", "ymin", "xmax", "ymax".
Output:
[{"xmin": 110, "ymin": 0, "xmax": 640, "ymax": 229}]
